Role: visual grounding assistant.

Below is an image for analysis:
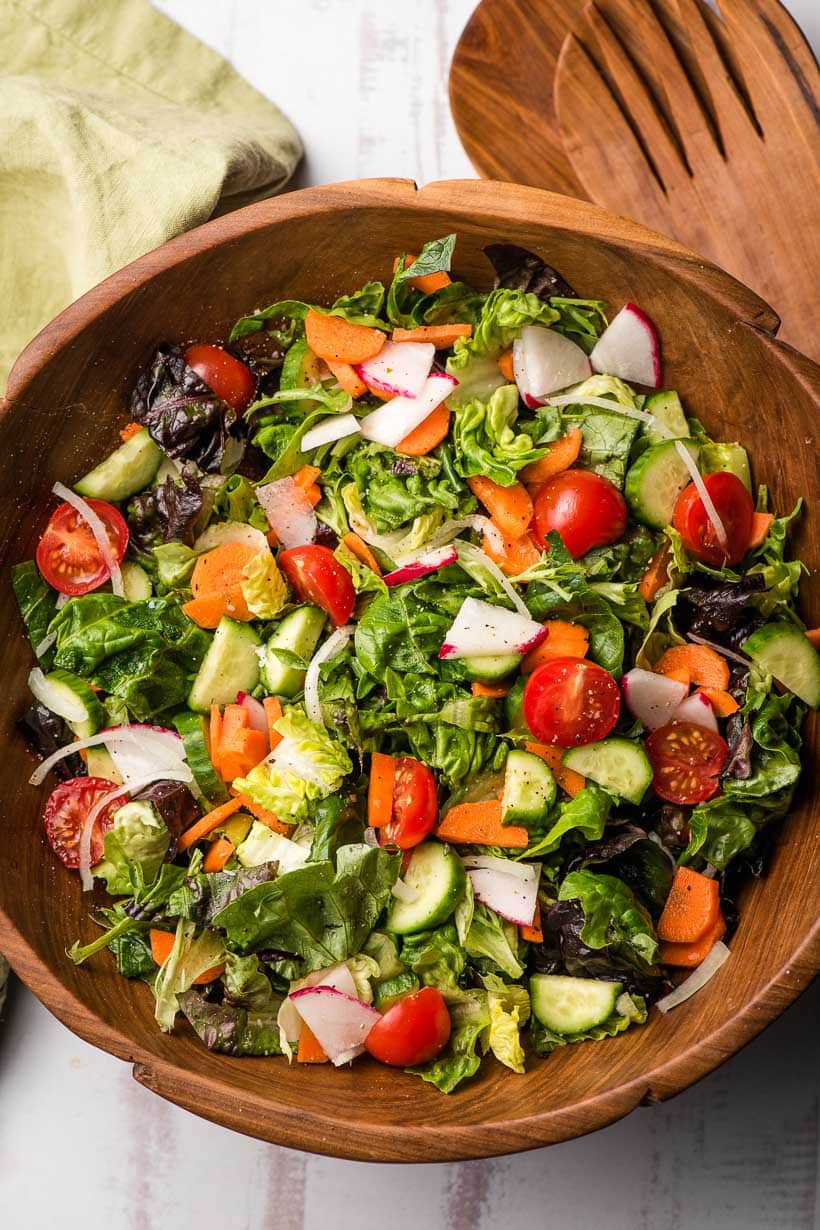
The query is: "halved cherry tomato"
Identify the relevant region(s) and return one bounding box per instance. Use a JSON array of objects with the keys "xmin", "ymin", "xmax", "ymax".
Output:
[
  {"xmin": 532, "ymin": 470, "xmax": 627, "ymax": 558},
  {"xmin": 184, "ymin": 343, "xmax": 256, "ymax": 413},
  {"xmin": 36, "ymin": 499, "xmax": 128, "ymax": 596},
  {"xmin": 382, "ymin": 757, "xmax": 438, "ymax": 850},
  {"xmin": 646, "ymin": 720, "xmax": 728, "ymax": 804},
  {"xmin": 278, "ymin": 545, "xmax": 355, "ymax": 627},
  {"xmin": 523, "ymin": 657, "xmax": 620, "ymax": 747},
  {"xmin": 365, "ymin": 987, "xmax": 451, "ymax": 1066},
  {"xmin": 672, "ymin": 471, "xmax": 754, "ymax": 567},
  {"xmin": 43, "ymin": 777, "xmax": 120, "ymax": 869}
]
